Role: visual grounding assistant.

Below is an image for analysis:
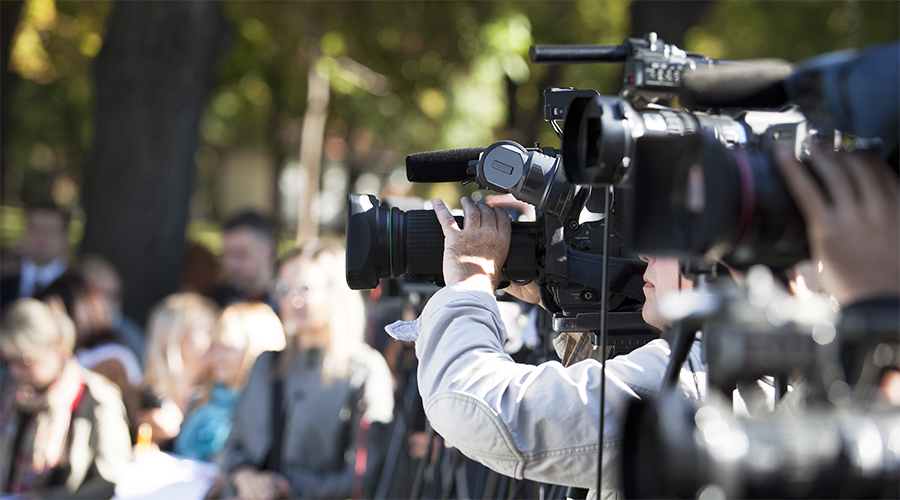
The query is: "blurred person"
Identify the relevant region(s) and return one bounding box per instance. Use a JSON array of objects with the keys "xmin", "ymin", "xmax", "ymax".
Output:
[
  {"xmin": 386, "ymin": 146, "xmax": 900, "ymax": 497},
  {"xmin": 0, "ymin": 299, "xmax": 132, "ymax": 498},
  {"xmin": 173, "ymin": 302, "xmax": 286, "ymax": 462},
  {"xmin": 218, "ymin": 237, "xmax": 394, "ymax": 500},
  {"xmin": 35, "ymin": 274, "xmax": 142, "ymax": 422},
  {"xmin": 0, "ymin": 243, "xmax": 22, "ymax": 279},
  {"xmin": 77, "ymin": 254, "xmax": 145, "ymax": 365},
  {"xmin": 182, "ymin": 242, "xmax": 222, "ymax": 296},
  {"xmin": 207, "ymin": 212, "xmax": 279, "ymax": 313},
  {"xmin": 137, "ymin": 293, "xmax": 219, "ymax": 450},
  {"xmin": 0, "ymin": 204, "xmax": 70, "ymax": 309}
]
